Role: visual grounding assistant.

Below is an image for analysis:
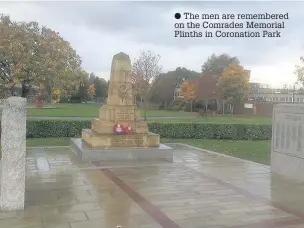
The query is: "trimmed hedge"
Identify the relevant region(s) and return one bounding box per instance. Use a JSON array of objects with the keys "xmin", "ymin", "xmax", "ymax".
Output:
[
  {"xmin": 0, "ymin": 120, "xmax": 272, "ymax": 140},
  {"xmin": 148, "ymin": 123, "xmax": 271, "ymax": 140},
  {"xmin": 26, "ymin": 120, "xmax": 91, "ymax": 138}
]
